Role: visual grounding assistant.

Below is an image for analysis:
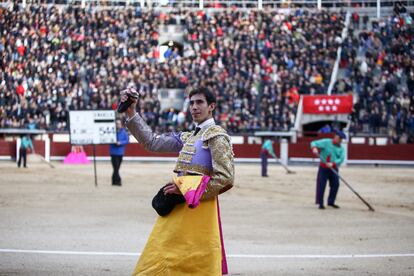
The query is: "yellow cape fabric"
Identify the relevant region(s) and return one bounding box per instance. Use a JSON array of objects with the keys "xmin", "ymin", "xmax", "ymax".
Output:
[
  {"xmin": 132, "ymin": 197, "xmax": 222, "ymax": 276},
  {"xmin": 173, "ymin": 175, "xmax": 203, "ymax": 195}
]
